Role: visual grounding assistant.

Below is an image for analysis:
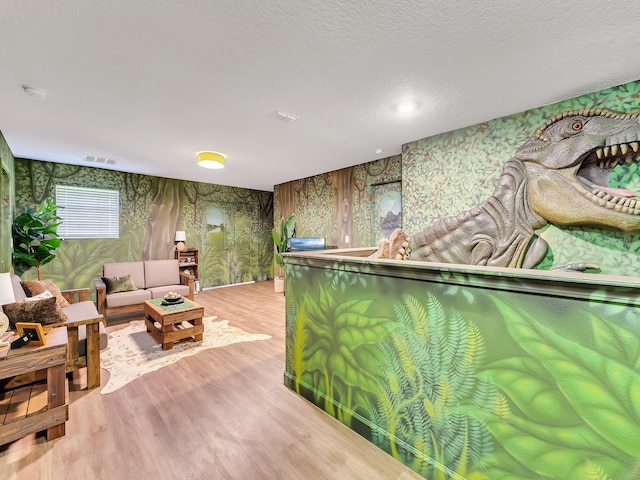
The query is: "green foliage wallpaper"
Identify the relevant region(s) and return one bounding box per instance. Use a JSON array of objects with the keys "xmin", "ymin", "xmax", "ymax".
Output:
[
  {"xmin": 403, "ymin": 80, "xmax": 640, "ymax": 275},
  {"xmin": 0, "ymin": 131, "xmax": 15, "ymax": 274},
  {"xmin": 274, "ymin": 155, "xmax": 401, "ymax": 248},
  {"xmin": 284, "ymin": 260, "xmax": 640, "ymax": 479},
  {"xmin": 13, "ymin": 159, "xmax": 273, "ymax": 290}
]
